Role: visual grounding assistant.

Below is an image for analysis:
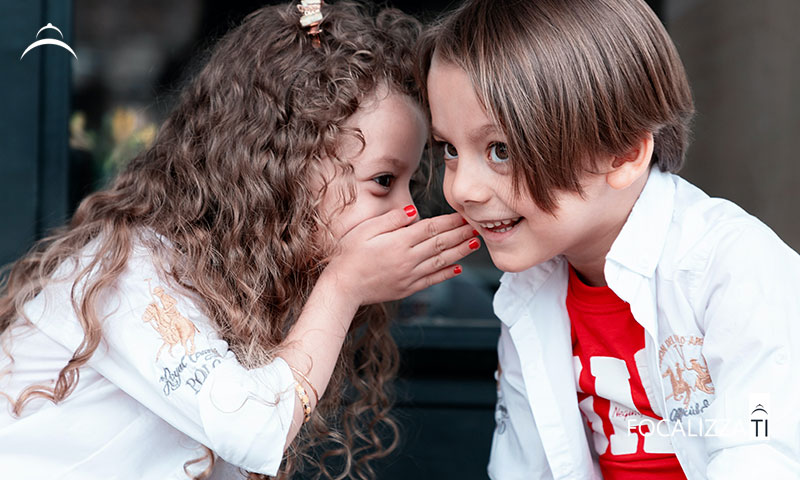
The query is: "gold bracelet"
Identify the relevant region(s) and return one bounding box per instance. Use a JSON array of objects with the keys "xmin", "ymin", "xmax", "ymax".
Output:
[
  {"xmin": 295, "ymin": 383, "xmax": 312, "ymax": 424},
  {"xmin": 289, "ymin": 366, "xmax": 320, "ymax": 406}
]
